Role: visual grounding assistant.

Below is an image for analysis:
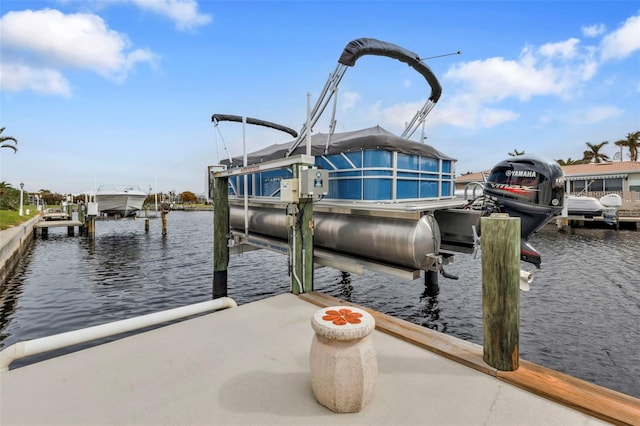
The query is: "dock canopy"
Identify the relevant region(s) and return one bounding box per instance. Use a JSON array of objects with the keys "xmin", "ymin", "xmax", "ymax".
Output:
[{"xmin": 222, "ymin": 126, "xmax": 455, "ymax": 168}]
